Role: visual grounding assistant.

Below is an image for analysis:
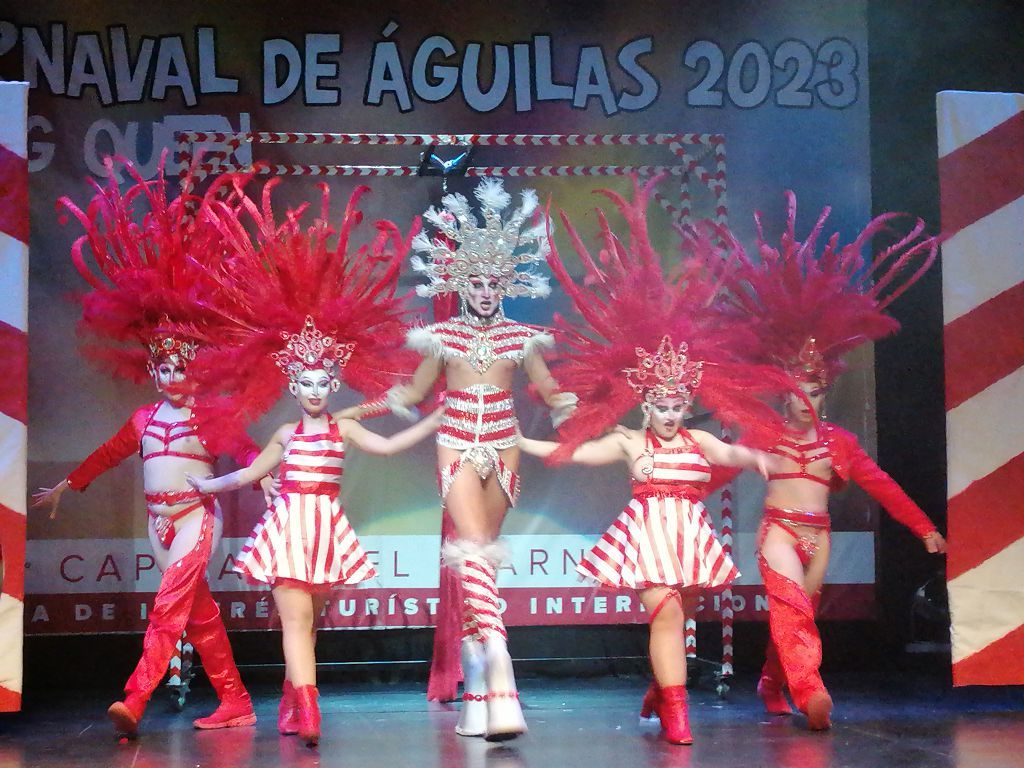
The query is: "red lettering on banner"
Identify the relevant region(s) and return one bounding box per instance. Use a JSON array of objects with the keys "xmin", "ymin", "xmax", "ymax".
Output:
[
  {"xmin": 563, "ymin": 549, "xmax": 582, "ymax": 573},
  {"xmin": 60, "ymin": 555, "xmax": 84, "ymax": 582},
  {"xmin": 219, "ymin": 553, "xmax": 242, "ymax": 580},
  {"xmin": 96, "ymin": 554, "xmax": 121, "ymax": 582},
  {"xmin": 135, "ymin": 553, "xmax": 156, "ymax": 579},
  {"xmin": 530, "ymin": 549, "xmax": 549, "ymax": 575},
  {"xmin": 393, "ymin": 551, "xmax": 408, "ymax": 578}
]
